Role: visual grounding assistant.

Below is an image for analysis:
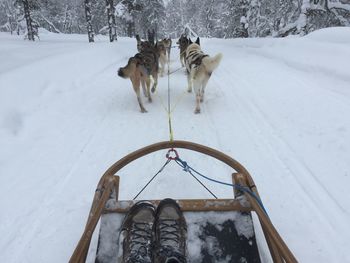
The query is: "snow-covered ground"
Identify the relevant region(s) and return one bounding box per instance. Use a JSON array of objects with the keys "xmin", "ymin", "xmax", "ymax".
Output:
[{"xmin": 1, "ymin": 27, "xmax": 350, "ymax": 262}]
